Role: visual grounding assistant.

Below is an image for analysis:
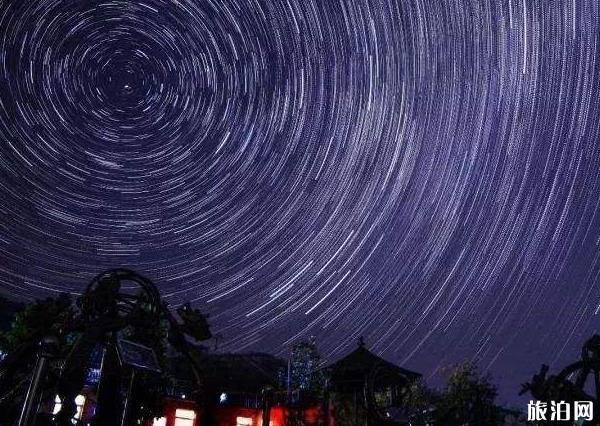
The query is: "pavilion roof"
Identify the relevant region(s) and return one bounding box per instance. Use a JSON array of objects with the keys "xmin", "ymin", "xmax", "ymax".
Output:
[{"xmin": 326, "ymin": 338, "xmax": 421, "ymax": 385}]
